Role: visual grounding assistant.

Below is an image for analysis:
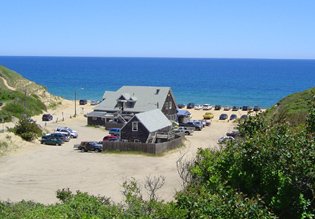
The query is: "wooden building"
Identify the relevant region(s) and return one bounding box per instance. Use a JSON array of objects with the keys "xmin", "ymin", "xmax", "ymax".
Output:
[
  {"xmin": 120, "ymin": 109, "xmax": 172, "ymax": 143},
  {"xmin": 86, "ymin": 86, "xmax": 177, "ymax": 127}
]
